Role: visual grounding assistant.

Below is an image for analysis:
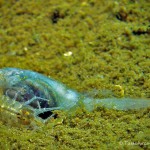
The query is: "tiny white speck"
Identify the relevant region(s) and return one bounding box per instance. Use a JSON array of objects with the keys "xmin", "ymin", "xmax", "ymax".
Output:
[
  {"xmin": 24, "ymin": 47, "xmax": 28, "ymax": 51},
  {"xmin": 64, "ymin": 51, "xmax": 72, "ymax": 56}
]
